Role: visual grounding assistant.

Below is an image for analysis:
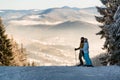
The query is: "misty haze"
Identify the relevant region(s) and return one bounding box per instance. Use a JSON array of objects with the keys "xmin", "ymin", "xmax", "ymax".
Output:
[{"xmin": 0, "ymin": 6, "xmax": 105, "ymax": 66}]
